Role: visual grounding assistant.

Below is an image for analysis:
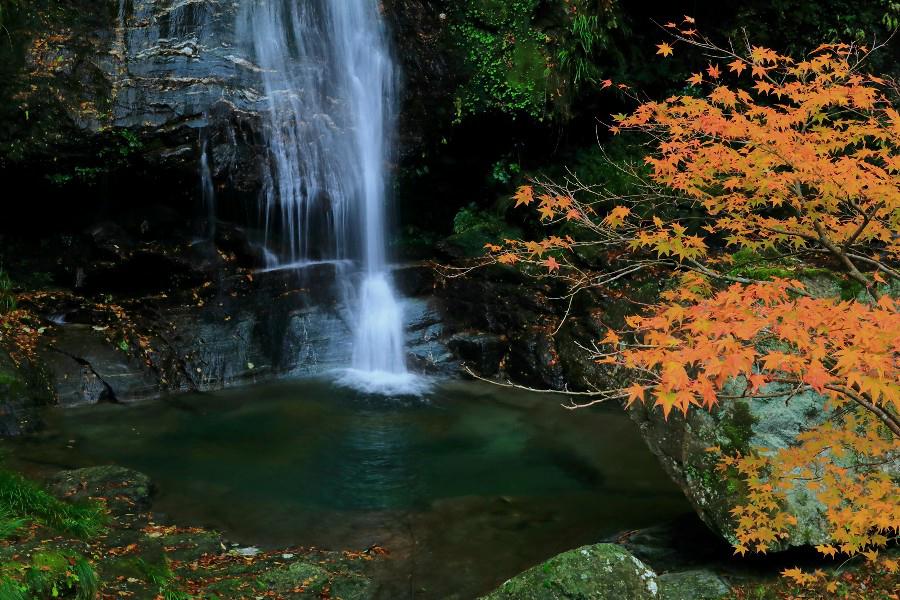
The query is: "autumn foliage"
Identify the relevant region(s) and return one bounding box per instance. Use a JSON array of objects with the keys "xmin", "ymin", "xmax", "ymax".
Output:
[{"xmin": 484, "ymin": 22, "xmax": 899, "ymax": 566}]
